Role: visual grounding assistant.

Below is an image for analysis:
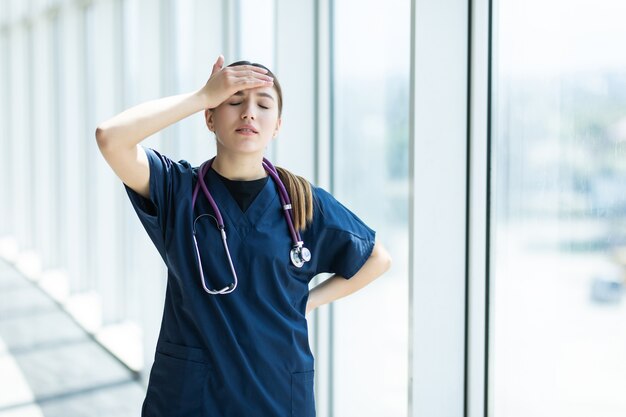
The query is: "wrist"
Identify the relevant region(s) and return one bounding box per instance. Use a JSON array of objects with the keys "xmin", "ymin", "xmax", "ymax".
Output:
[{"xmin": 193, "ymin": 88, "xmax": 214, "ymax": 110}]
